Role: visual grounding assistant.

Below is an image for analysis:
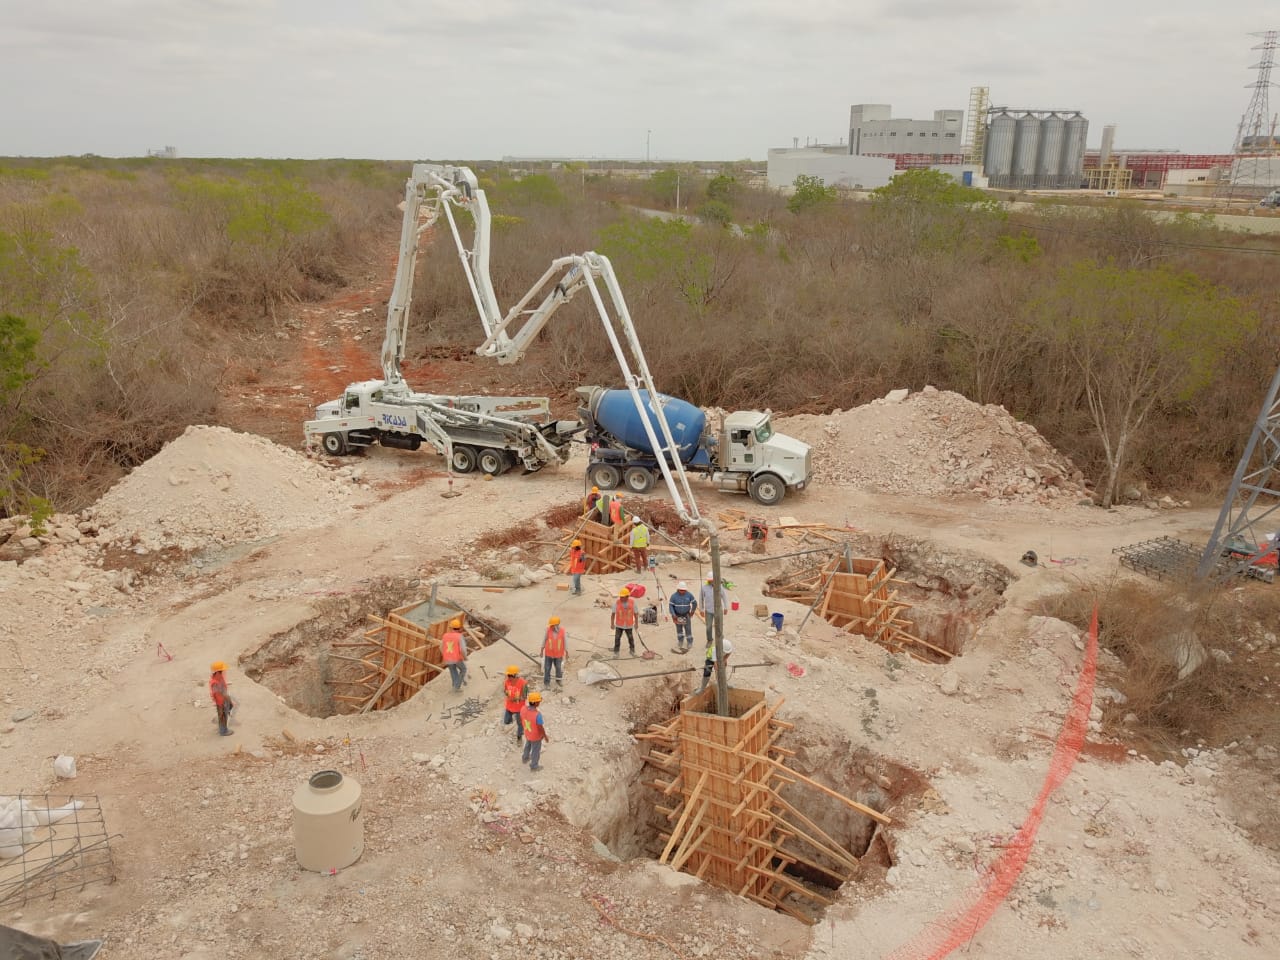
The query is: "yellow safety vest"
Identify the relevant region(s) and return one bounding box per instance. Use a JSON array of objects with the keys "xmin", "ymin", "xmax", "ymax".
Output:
[{"xmin": 630, "ymin": 524, "xmax": 649, "ymax": 548}]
